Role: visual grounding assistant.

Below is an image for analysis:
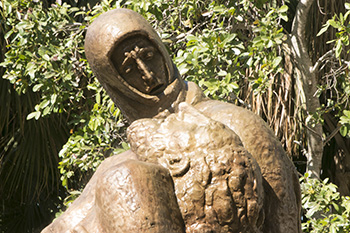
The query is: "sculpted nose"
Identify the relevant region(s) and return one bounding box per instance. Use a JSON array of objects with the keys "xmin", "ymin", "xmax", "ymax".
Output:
[{"xmin": 135, "ymin": 58, "xmax": 155, "ymax": 84}]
